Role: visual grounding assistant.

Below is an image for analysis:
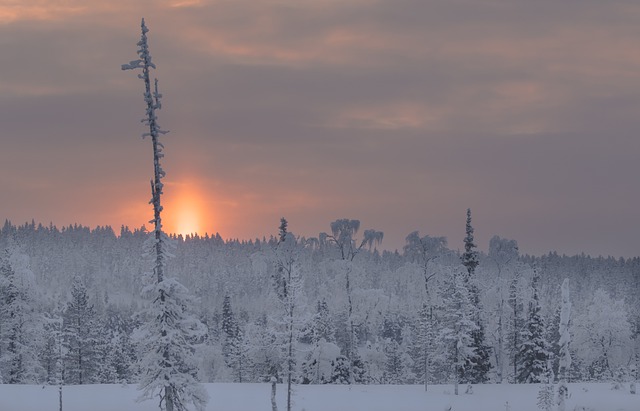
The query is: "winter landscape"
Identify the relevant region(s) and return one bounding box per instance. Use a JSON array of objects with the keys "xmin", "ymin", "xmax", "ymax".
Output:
[{"xmin": 2, "ymin": 2, "xmax": 640, "ymax": 411}]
